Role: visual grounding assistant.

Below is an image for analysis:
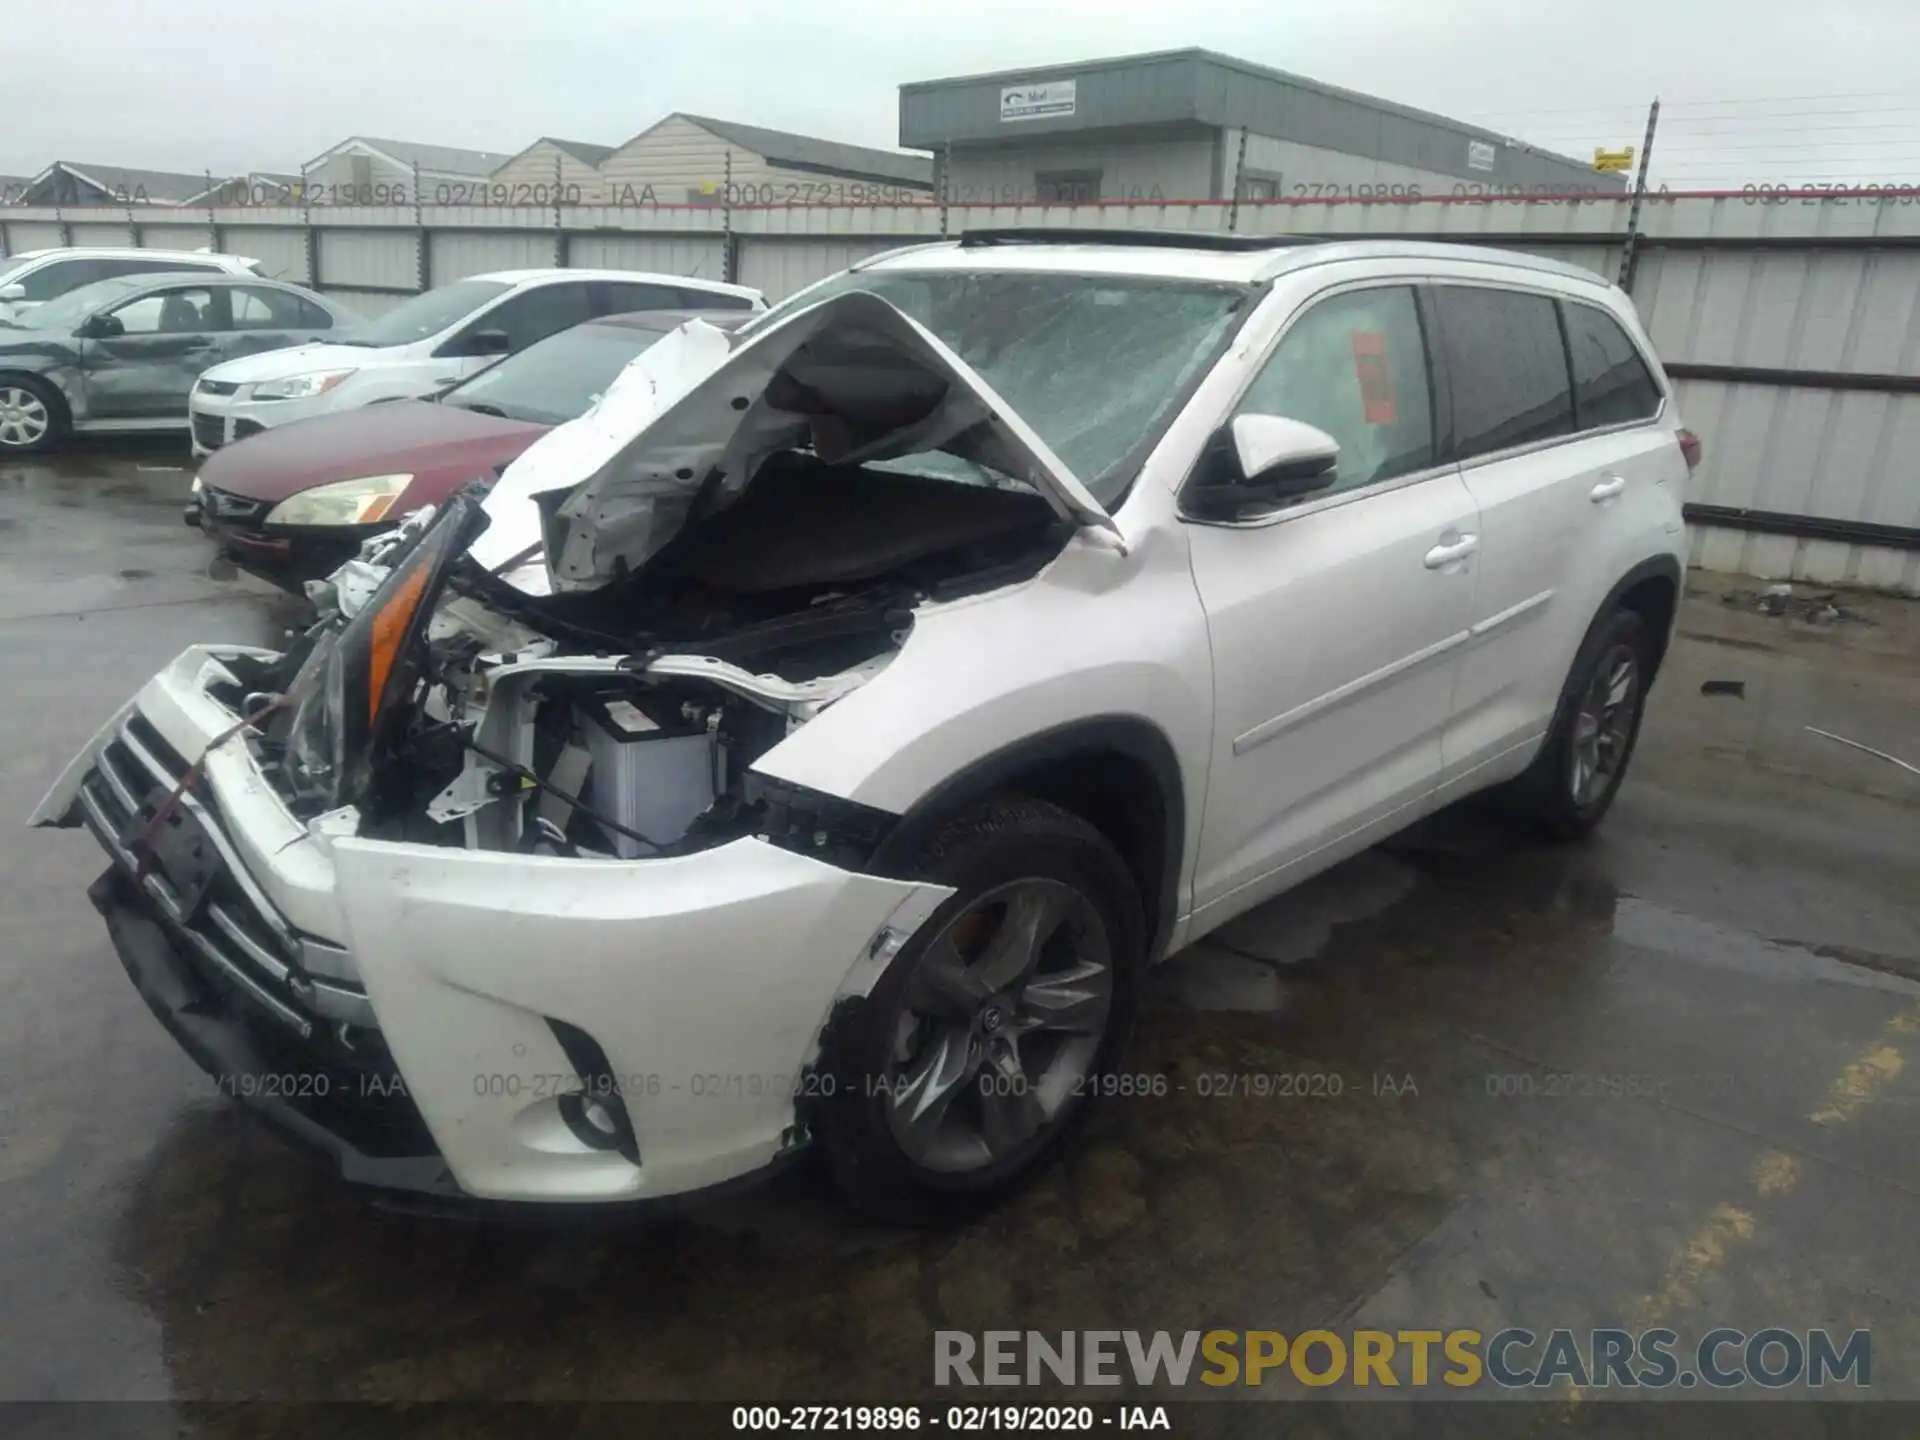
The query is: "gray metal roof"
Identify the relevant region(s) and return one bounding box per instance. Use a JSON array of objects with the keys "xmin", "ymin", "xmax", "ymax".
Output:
[
  {"xmin": 900, "ymin": 48, "xmax": 1623, "ymax": 193},
  {"xmin": 544, "ymin": 137, "xmax": 617, "ymax": 167},
  {"xmin": 679, "ymin": 113, "xmax": 934, "ymax": 189},
  {"xmin": 336, "ymin": 137, "xmax": 513, "ymax": 177},
  {"xmin": 19, "ymin": 161, "xmax": 222, "ymax": 204}
]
